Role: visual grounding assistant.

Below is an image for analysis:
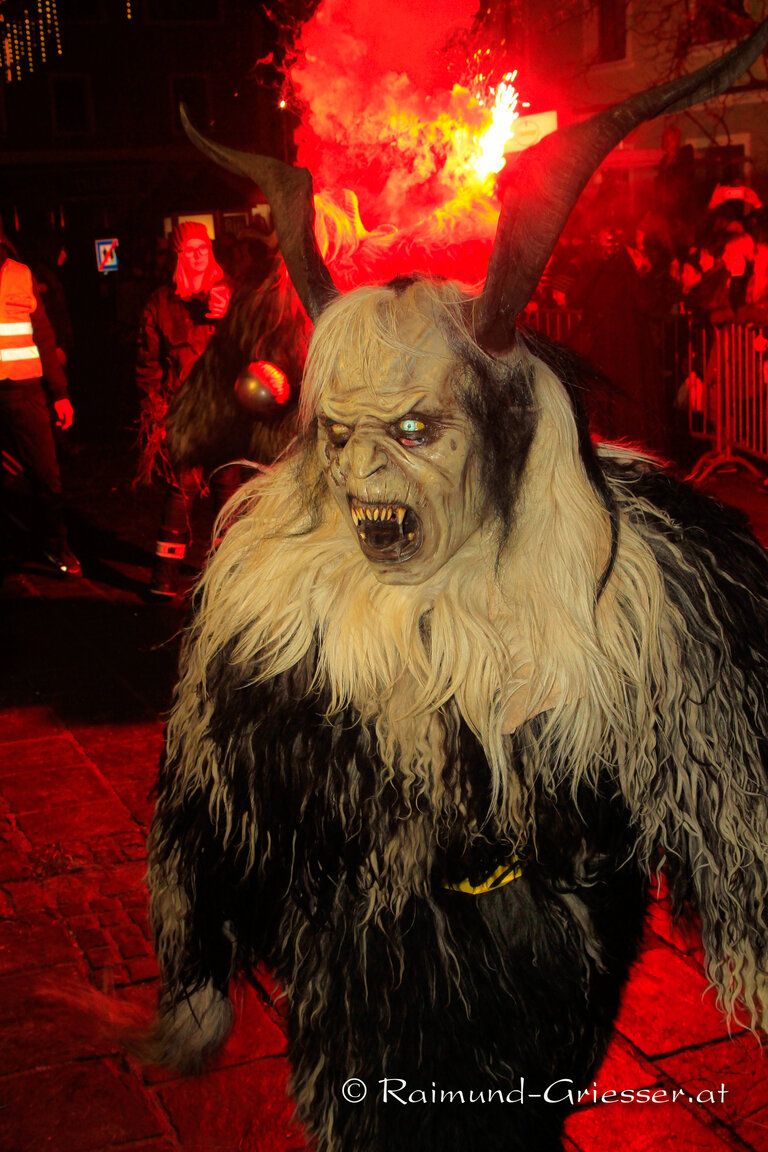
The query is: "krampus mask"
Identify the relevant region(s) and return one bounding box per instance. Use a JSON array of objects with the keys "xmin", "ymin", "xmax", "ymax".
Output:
[{"xmin": 146, "ymin": 22, "xmax": 768, "ymax": 1152}]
